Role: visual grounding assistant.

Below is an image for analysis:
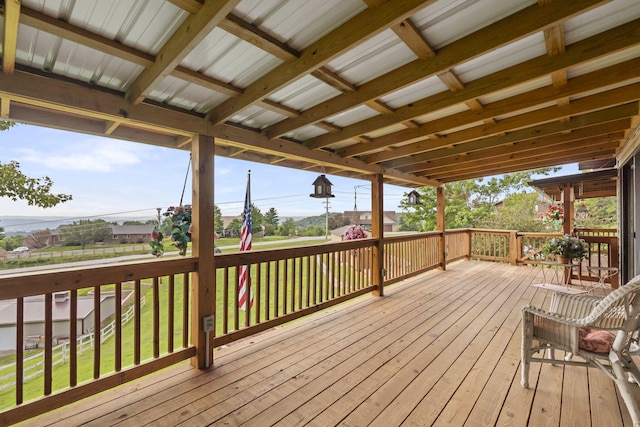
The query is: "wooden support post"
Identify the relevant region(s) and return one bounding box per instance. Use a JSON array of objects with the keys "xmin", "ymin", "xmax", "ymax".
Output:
[
  {"xmin": 191, "ymin": 134, "xmax": 216, "ymax": 369},
  {"xmin": 437, "ymin": 185, "xmax": 446, "ymax": 270},
  {"xmin": 510, "ymin": 231, "xmax": 518, "ymax": 266},
  {"xmin": 371, "ymin": 174, "xmax": 384, "ymax": 297}
]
